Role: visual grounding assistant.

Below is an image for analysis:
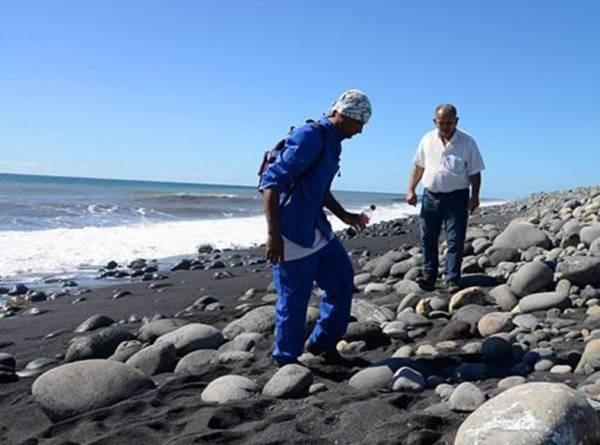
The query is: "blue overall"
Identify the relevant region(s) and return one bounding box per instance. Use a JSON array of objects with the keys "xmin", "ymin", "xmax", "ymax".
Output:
[{"xmin": 259, "ymin": 117, "xmax": 354, "ymax": 364}]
